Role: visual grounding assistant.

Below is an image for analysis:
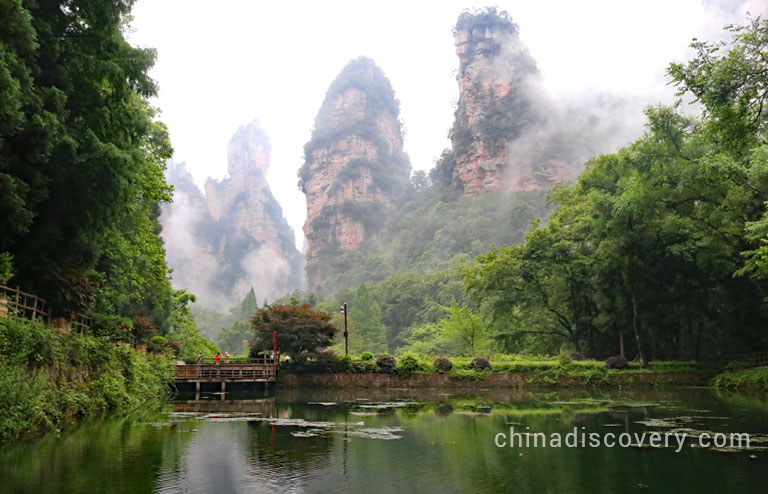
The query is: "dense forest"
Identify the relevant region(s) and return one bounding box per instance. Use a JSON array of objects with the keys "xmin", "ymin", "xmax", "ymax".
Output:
[{"xmin": 0, "ymin": 0, "xmax": 214, "ymax": 358}]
